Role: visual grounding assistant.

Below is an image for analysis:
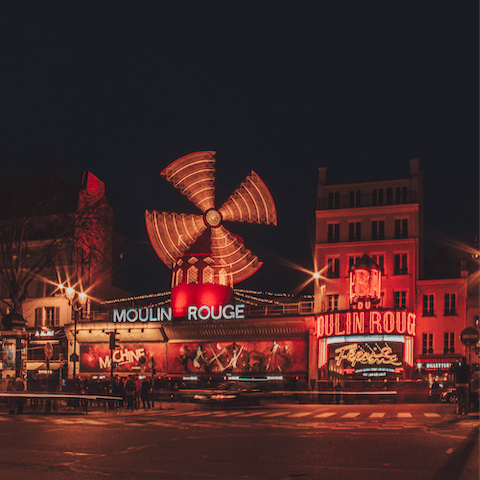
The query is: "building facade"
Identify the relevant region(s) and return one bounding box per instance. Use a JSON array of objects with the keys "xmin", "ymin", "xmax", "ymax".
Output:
[{"xmin": 313, "ymin": 159, "xmax": 478, "ymax": 388}]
